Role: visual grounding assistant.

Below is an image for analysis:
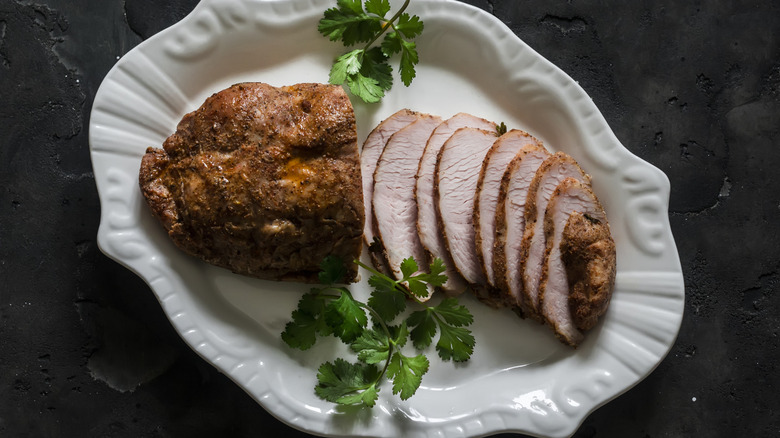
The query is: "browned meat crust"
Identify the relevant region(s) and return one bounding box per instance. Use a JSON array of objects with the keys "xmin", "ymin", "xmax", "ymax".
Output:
[
  {"xmin": 138, "ymin": 82, "xmax": 363, "ymax": 283},
  {"xmin": 561, "ymin": 211, "xmax": 617, "ymax": 330}
]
